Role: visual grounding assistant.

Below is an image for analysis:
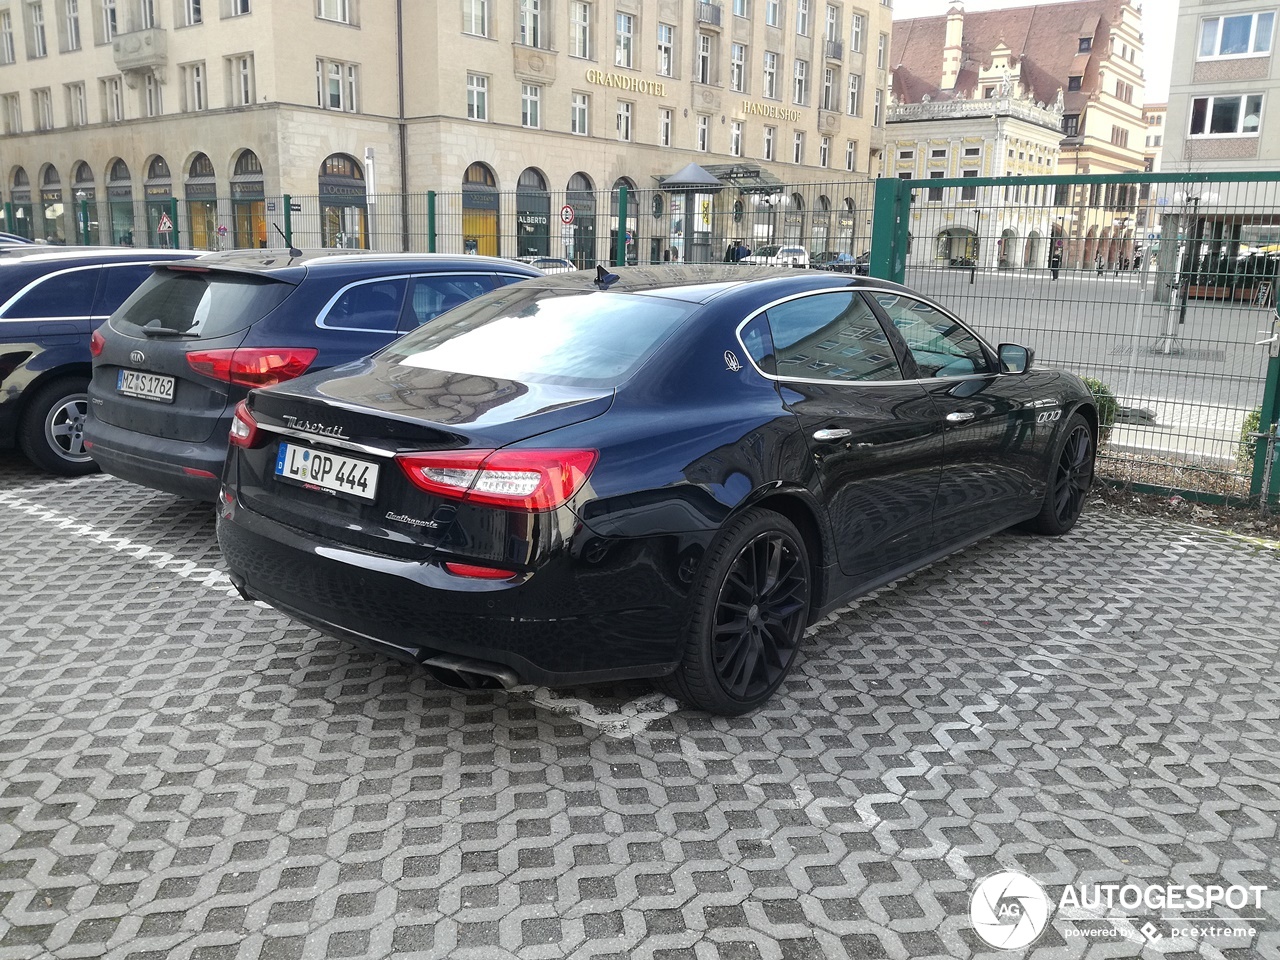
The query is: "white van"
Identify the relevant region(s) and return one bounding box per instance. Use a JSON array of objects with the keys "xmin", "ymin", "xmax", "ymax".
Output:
[{"xmin": 741, "ymin": 244, "xmax": 810, "ymax": 268}]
